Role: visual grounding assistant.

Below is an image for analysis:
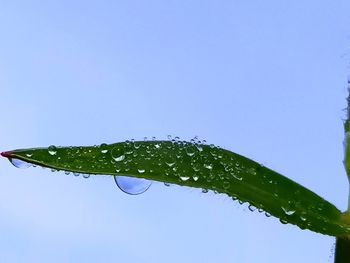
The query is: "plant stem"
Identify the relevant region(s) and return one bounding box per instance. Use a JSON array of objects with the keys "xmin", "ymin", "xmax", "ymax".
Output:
[
  {"xmin": 334, "ymin": 84, "xmax": 350, "ymax": 263},
  {"xmin": 335, "ymin": 237, "xmax": 350, "ymax": 263}
]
